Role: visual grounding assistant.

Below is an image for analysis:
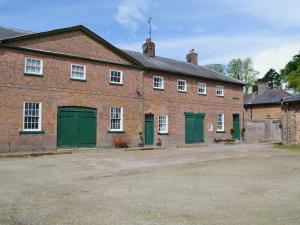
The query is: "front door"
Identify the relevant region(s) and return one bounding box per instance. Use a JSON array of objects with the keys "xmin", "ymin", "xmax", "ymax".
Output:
[
  {"xmin": 57, "ymin": 107, "xmax": 97, "ymax": 148},
  {"xmin": 232, "ymin": 114, "xmax": 240, "ymax": 140},
  {"xmin": 185, "ymin": 112, "xmax": 205, "ymax": 144},
  {"xmin": 144, "ymin": 114, "xmax": 154, "ymax": 145}
]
